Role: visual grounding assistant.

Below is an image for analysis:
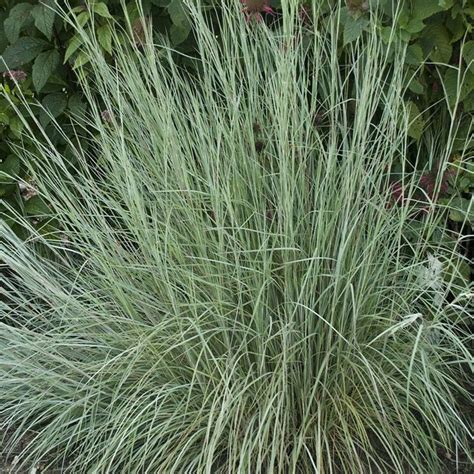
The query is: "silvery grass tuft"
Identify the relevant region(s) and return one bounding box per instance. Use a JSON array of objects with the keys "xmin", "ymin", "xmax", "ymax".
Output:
[{"xmin": 0, "ymin": 1, "xmax": 472, "ymax": 472}]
